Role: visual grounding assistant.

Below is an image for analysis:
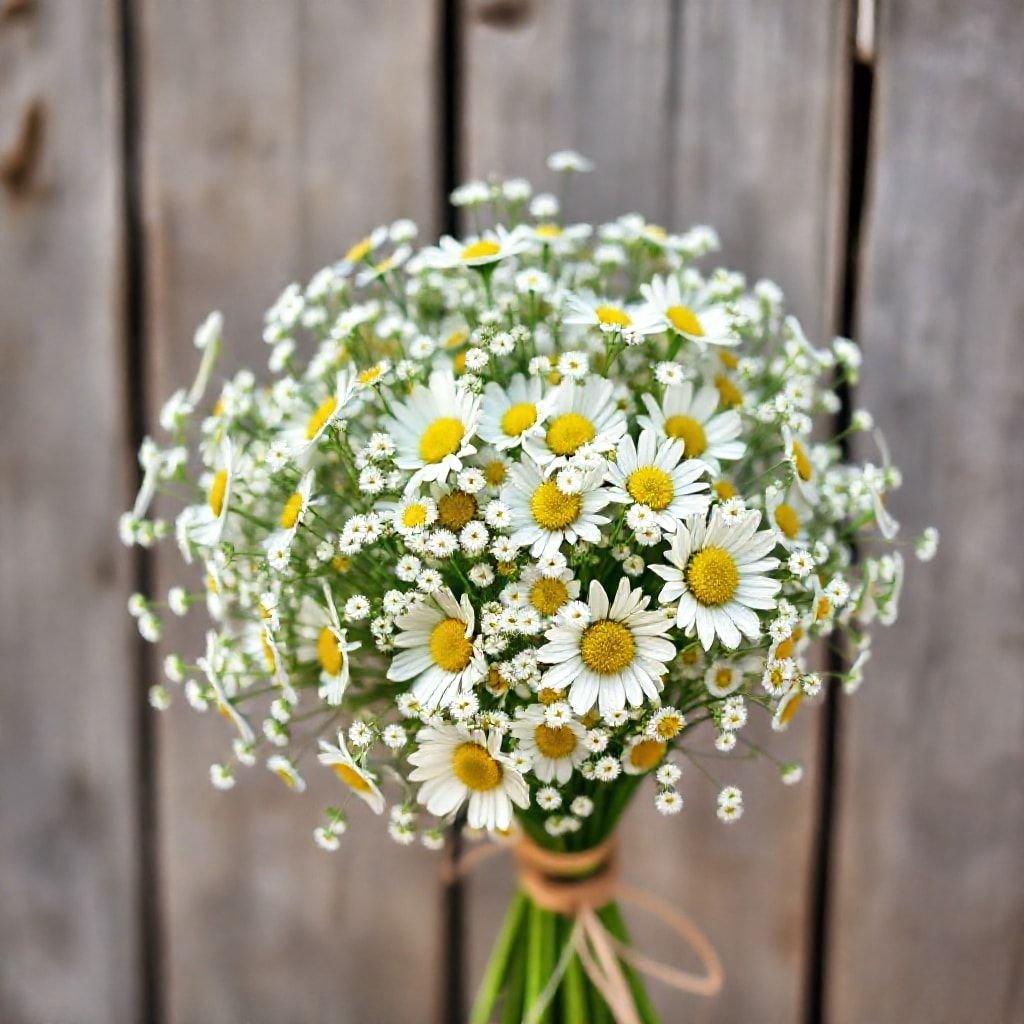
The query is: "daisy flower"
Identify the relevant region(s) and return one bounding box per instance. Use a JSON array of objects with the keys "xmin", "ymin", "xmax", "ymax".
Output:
[
  {"xmin": 266, "ymin": 755, "xmax": 306, "ymax": 793},
  {"xmin": 638, "ymin": 382, "xmax": 745, "ymax": 474},
  {"xmin": 478, "ymin": 374, "xmax": 554, "ymax": 451},
  {"xmin": 280, "ymin": 371, "xmax": 355, "ymax": 459},
  {"xmin": 422, "ymin": 225, "xmax": 528, "ymax": 270},
  {"xmin": 263, "ymin": 469, "xmax": 315, "ymax": 559},
  {"xmin": 386, "ymin": 588, "xmax": 486, "ymax": 709},
  {"xmin": 294, "ymin": 586, "xmax": 362, "ymax": 705},
  {"xmin": 638, "ymin": 275, "xmax": 739, "ymax": 348},
  {"xmin": 537, "ymin": 578, "xmax": 676, "ymax": 716},
  {"xmin": 383, "ymin": 370, "xmax": 481, "ymax": 491},
  {"xmin": 501, "ymin": 456, "xmax": 611, "ymax": 560},
  {"xmin": 510, "ymin": 704, "xmax": 588, "ymax": 784},
  {"xmin": 519, "ymin": 563, "xmax": 581, "ymax": 619},
  {"xmin": 317, "ymin": 731, "xmax": 385, "ymax": 813},
  {"xmin": 652, "ymin": 507, "xmax": 781, "ymax": 650},
  {"xmin": 621, "ymin": 735, "xmax": 668, "ymax": 775},
  {"xmin": 605, "ymin": 429, "xmax": 711, "ymax": 533},
  {"xmin": 782, "ymin": 426, "xmax": 819, "ymax": 503},
  {"xmin": 188, "ymin": 435, "xmax": 238, "ymax": 548},
  {"xmin": 562, "ymin": 292, "xmax": 659, "ymax": 336},
  {"xmin": 522, "ymin": 376, "xmax": 627, "ymax": 469},
  {"xmin": 408, "ymin": 725, "xmax": 529, "ymax": 831},
  {"xmin": 200, "ymin": 631, "xmax": 255, "ymax": 745}
]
